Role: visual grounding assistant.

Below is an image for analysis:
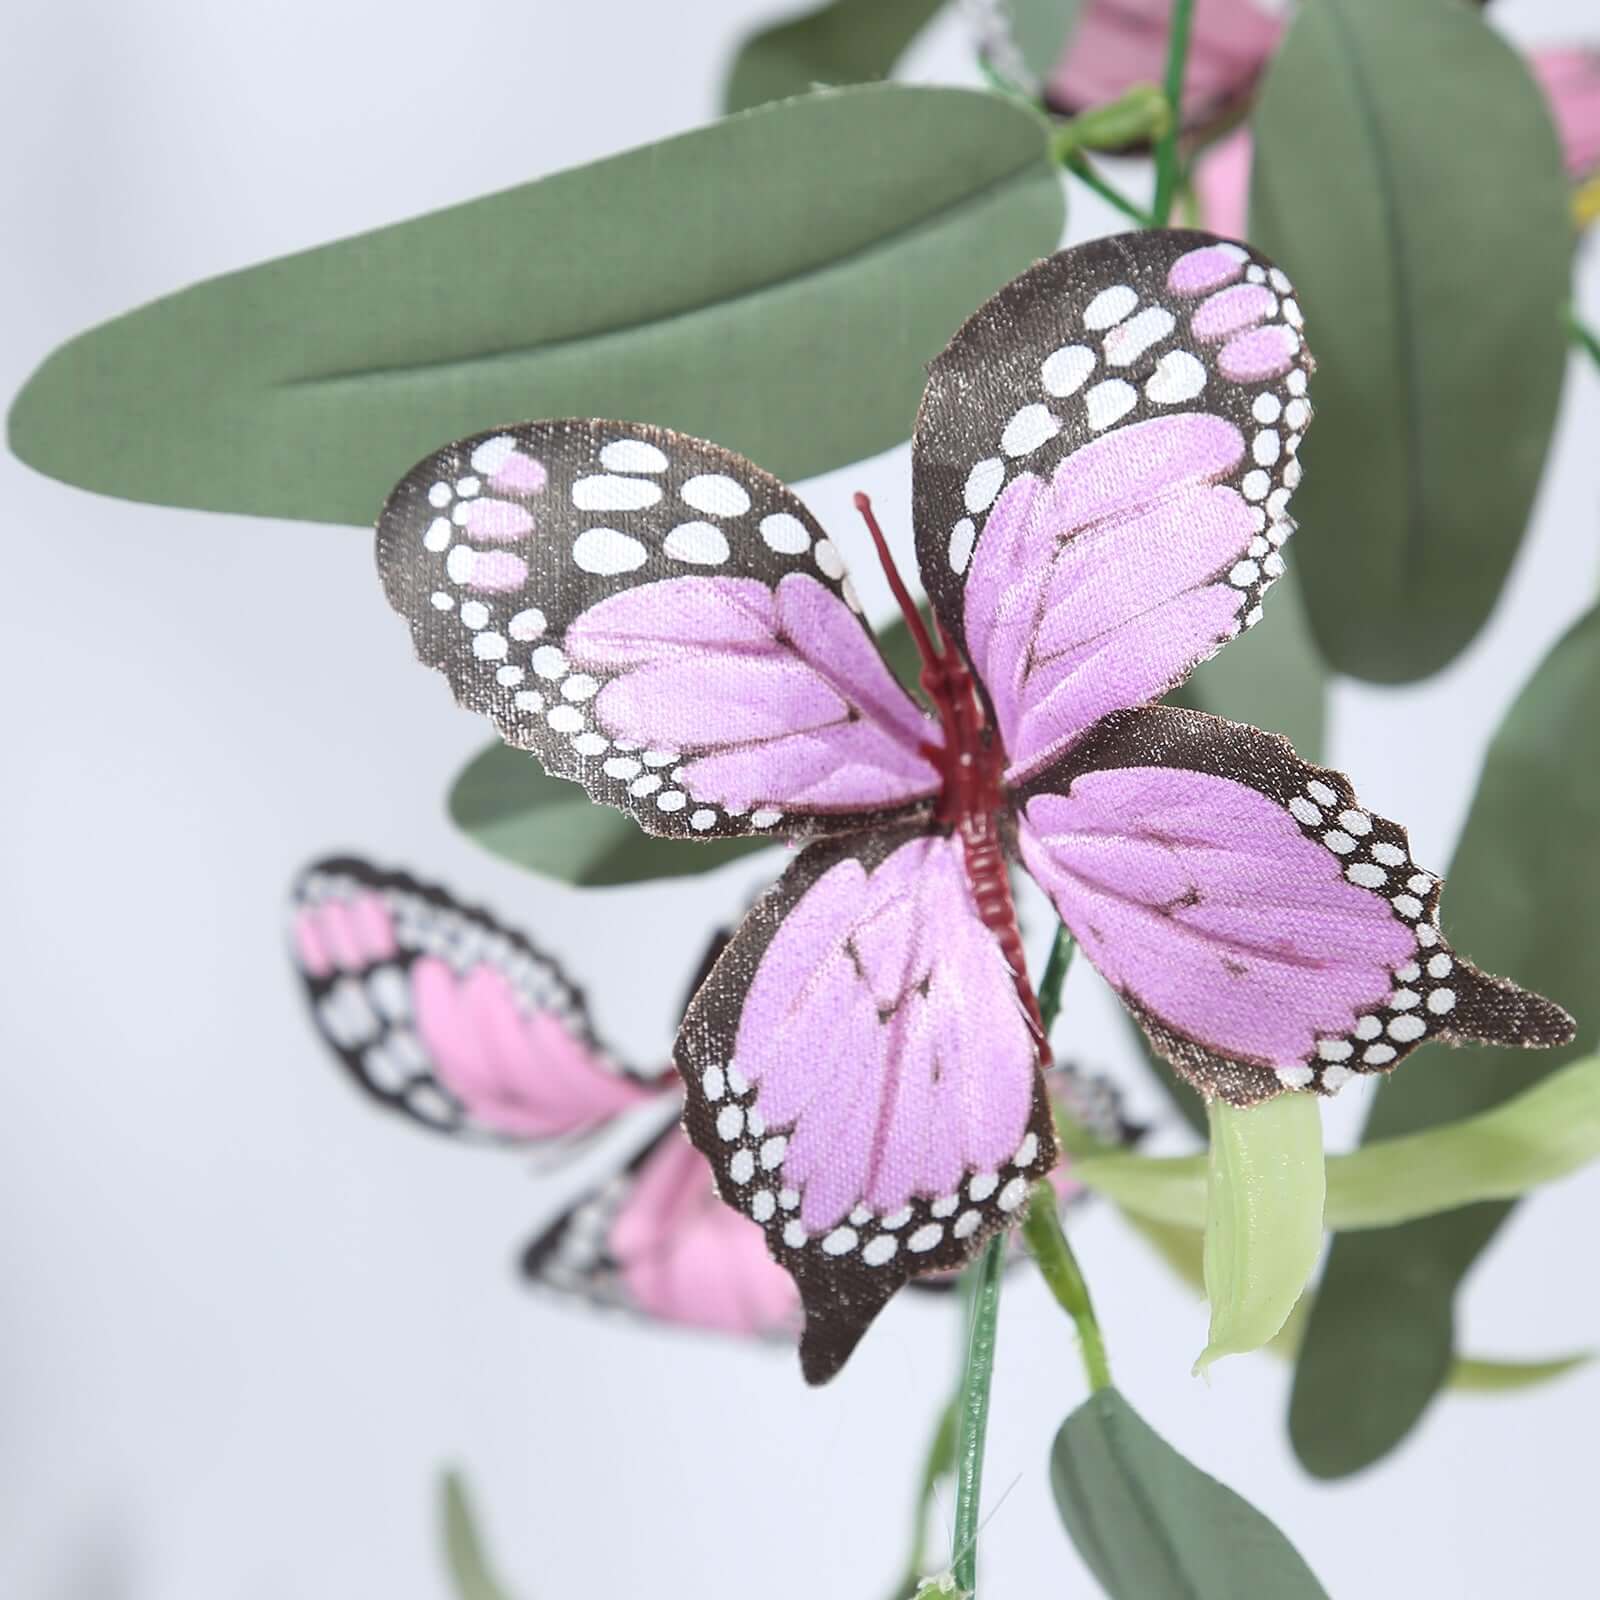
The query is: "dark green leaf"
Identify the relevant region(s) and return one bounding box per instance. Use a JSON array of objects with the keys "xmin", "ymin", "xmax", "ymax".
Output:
[
  {"xmin": 1051, "ymin": 1387, "xmax": 1329, "ymax": 1599},
  {"xmin": 440, "ymin": 1471, "xmax": 518, "ymax": 1600},
  {"xmin": 1181, "ymin": 567, "xmax": 1324, "ymax": 763},
  {"xmin": 1291, "ymin": 603, "xmax": 1600, "ymax": 1476},
  {"xmin": 8, "ymin": 86, "xmax": 1062, "ymax": 524},
  {"xmin": 722, "ymin": 0, "xmax": 947, "ymax": 114},
  {"xmin": 449, "ymin": 746, "xmax": 771, "ymax": 886},
  {"xmin": 1250, "ymin": 0, "xmax": 1570, "ymax": 681},
  {"xmin": 1010, "ymin": 0, "xmax": 1085, "ymax": 85}
]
